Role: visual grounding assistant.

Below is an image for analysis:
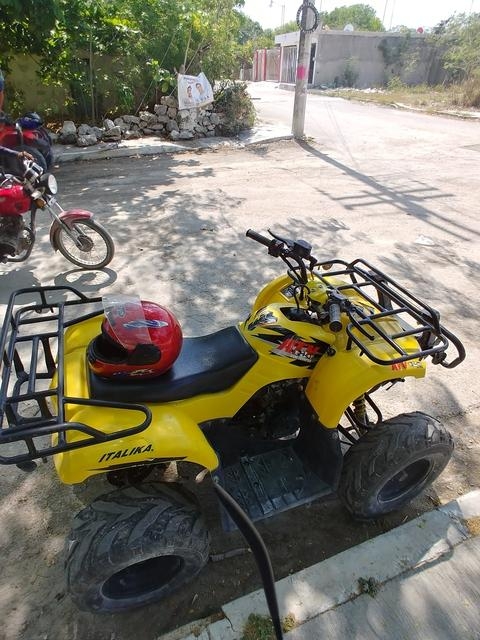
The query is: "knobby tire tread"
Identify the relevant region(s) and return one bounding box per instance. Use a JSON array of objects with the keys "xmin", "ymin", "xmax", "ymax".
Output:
[
  {"xmin": 338, "ymin": 412, "xmax": 453, "ymax": 519},
  {"xmin": 66, "ymin": 483, "xmax": 209, "ymax": 612}
]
